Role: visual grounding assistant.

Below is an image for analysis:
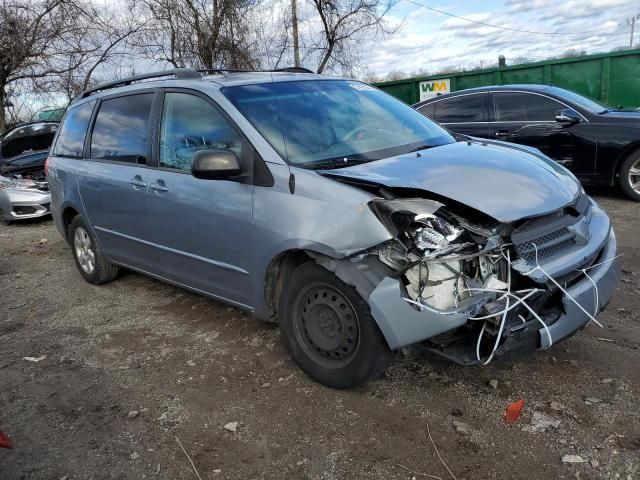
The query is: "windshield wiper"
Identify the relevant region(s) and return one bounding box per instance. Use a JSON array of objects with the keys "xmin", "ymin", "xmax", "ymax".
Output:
[
  {"xmin": 303, "ymin": 157, "xmax": 370, "ymax": 170},
  {"xmin": 408, "ymin": 143, "xmax": 436, "ymax": 153}
]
